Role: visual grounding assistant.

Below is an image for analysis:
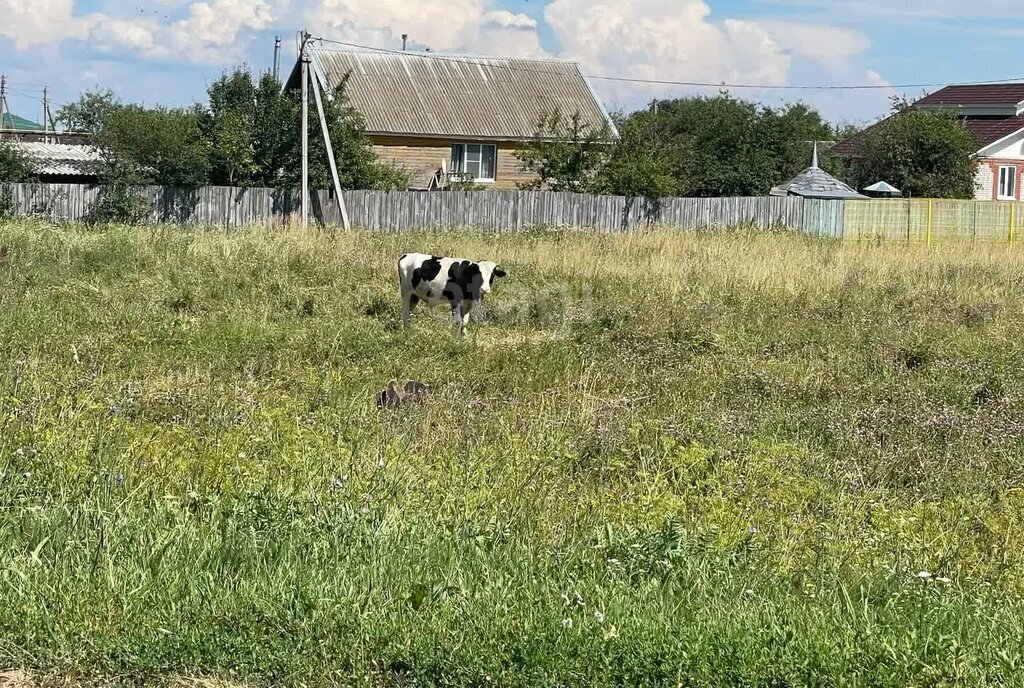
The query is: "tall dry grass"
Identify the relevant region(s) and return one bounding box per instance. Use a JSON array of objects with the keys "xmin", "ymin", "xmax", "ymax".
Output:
[{"xmin": 1, "ymin": 221, "xmax": 1024, "ymax": 686}]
